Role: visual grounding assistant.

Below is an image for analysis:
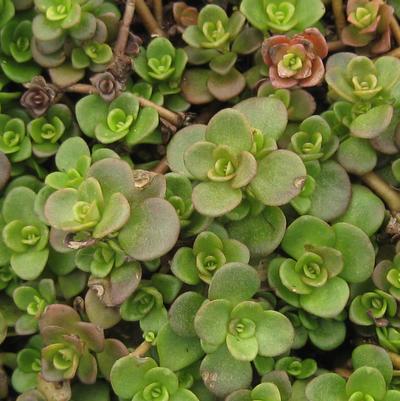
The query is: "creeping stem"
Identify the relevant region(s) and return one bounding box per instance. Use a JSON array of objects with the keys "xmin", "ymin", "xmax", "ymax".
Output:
[
  {"xmin": 361, "ymin": 172, "xmax": 400, "ymax": 213},
  {"xmin": 114, "ymin": 0, "xmax": 136, "ymax": 57},
  {"xmin": 331, "ymin": 0, "xmax": 346, "ymax": 38},
  {"xmin": 131, "ymin": 340, "xmax": 152, "ymax": 357},
  {"xmin": 151, "ymin": 157, "xmax": 169, "ymax": 174},
  {"xmin": 390, "ymin": 16, "xmax": 400, "ymax": 47},
  {"xmin": 65, "ymin": 84, "xmax": 183, "ymax": 127},
  {"xmin": 153, "ymin": 0, "xmax": 163, "ymax": 27},
  {"xmin": 136, "ymin": 0, "xmax": 166, "ymax": 37},
  {"xmin": 327, "ymin": 40, "xmax": 347, "ymax": 53}
]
